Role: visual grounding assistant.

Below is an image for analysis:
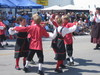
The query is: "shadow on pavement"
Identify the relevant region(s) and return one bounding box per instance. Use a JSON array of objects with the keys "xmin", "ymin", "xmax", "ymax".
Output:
[
  {"xmin": 44, "ymin": 58, "xmax": 100, "ymax": 75},
  {"xmin": 0, "ymin": 45, "xmax": 15, "ymax": 50},
  {"xmin": 44, "ymin": 61, "xmax": 56, "ymax": 65},
  {"xmin": 75, "ymin": 58, "xmax": 100, "ymax": 67},
  {"xmin": 12, "ymin": 59, "xmax": 100, "ymax": 75}
]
